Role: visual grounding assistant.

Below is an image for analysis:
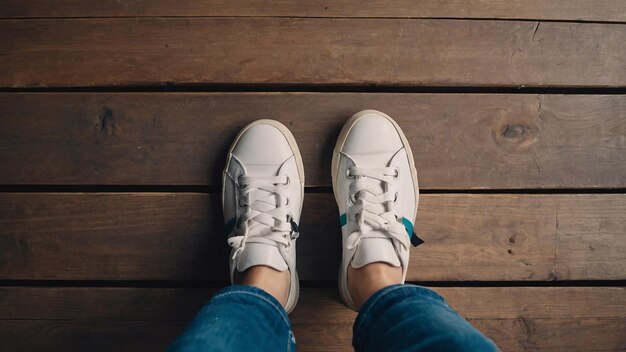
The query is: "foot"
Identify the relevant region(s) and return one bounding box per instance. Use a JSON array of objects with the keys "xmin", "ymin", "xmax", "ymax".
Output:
[
  {"xmin": 331, "ymin": 110, "xmax": 422, "ymax": 311},
  {"xmin": 237, "ymin": 265, "xmax": 291, "ymax": 306},
  {"xmin": 347, "ymin": 262, "xmax": 402, "ymax": 310},
  {"xmin": 223, "ymin": 119, "xmax": 305, "ymax": 313}
]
